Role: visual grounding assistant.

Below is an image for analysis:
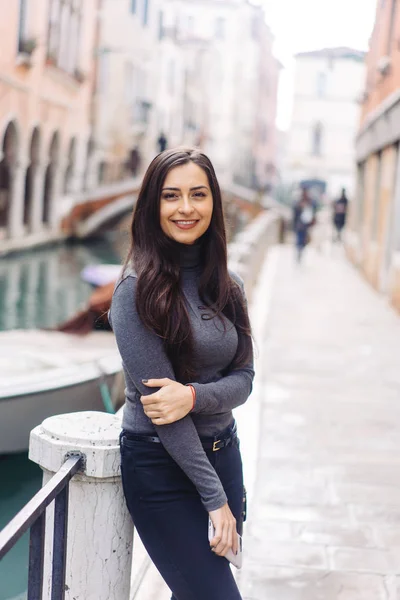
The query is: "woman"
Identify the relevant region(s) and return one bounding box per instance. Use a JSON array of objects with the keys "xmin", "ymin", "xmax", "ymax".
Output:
[
  {"xmin": 293, "ymin": 188, "xmax": 316, "ymax": 263},
  {"xmin": 109, "ymin": 147, "xmax": 254, "ymax": 600},
  {"xmin": 332, "ymin": 187, "xmax": 348, "ymax": 242}
]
